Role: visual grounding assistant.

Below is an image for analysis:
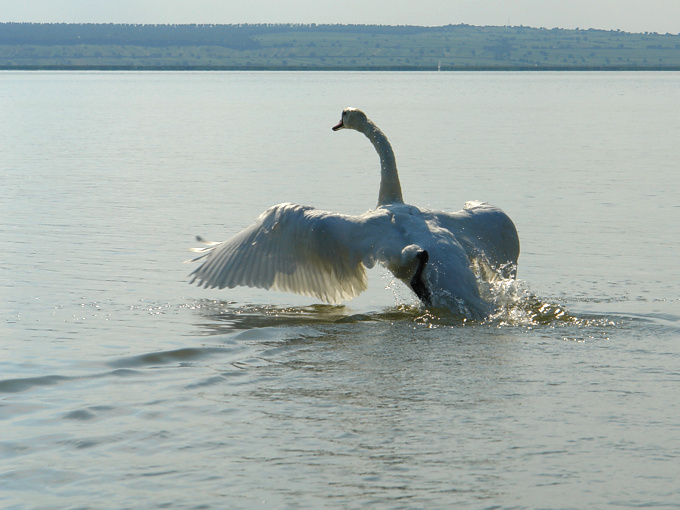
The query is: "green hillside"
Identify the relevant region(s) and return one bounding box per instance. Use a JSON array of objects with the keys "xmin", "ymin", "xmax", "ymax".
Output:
[{"xmin": 1, "ymin": 23, "xmax": 679, "ymax": 70}]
